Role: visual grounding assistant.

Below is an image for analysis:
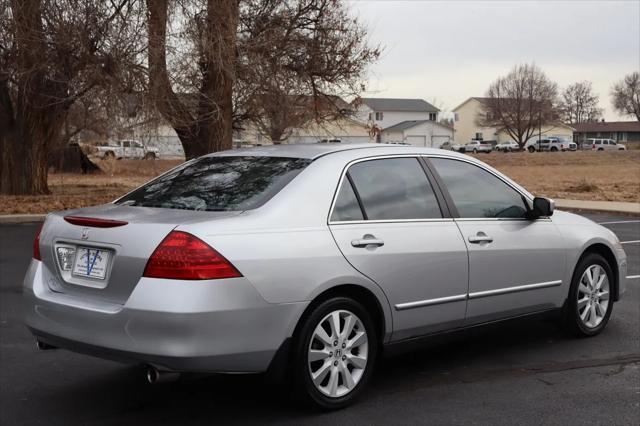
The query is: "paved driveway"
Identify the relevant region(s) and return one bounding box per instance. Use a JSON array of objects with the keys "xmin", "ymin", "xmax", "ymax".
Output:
[{"xmin": 1, "ymin": 213, "xmax": 638, "ymax": 425}]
